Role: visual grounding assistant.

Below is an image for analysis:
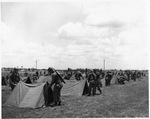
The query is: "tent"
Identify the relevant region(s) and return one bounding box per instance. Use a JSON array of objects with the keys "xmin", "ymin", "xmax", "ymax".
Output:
[
  {"xmin": 61, "ymin": 79, "xmax": 88, "ymax": 96},
  {"xmin": 4, "ymin": 78, "xmax": 88, "ymax": 108},
  {"xmin": 3, "ymin": 81, "xmax": 45, "ymax": 108}
]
